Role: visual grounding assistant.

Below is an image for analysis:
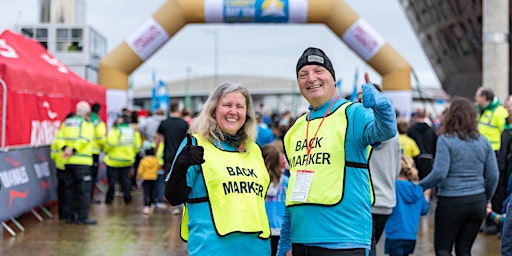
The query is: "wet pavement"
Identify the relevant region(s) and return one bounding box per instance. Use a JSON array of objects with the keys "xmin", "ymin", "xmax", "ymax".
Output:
[{"xmin": 1, "ymin": 191, "xmax": 503, "ymax": 256}]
